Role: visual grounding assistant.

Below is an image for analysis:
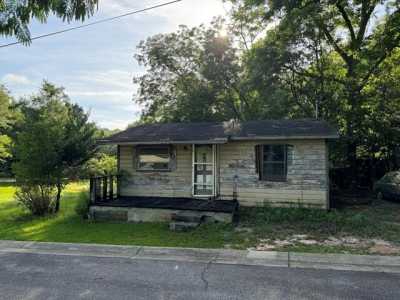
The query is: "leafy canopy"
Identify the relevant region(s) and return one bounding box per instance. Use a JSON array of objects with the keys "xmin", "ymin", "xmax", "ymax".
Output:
[
  {"xmin": 0, "ymin": 0, "xmax": 98, "ymax": 44},
  {"xmin": 13, "ymin": 81, "xmax": 97, "ymax": 188},
  {"xmin": 231, "ymin": 0, "xmax": 400, "ymax": 177},
  {"xmin": 0, "ymin": 85, "xmax": 14, "ymax": 163},
  {"xmin": 134, "ymin": 19, "xmax": 248, "ymax": 123}
]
